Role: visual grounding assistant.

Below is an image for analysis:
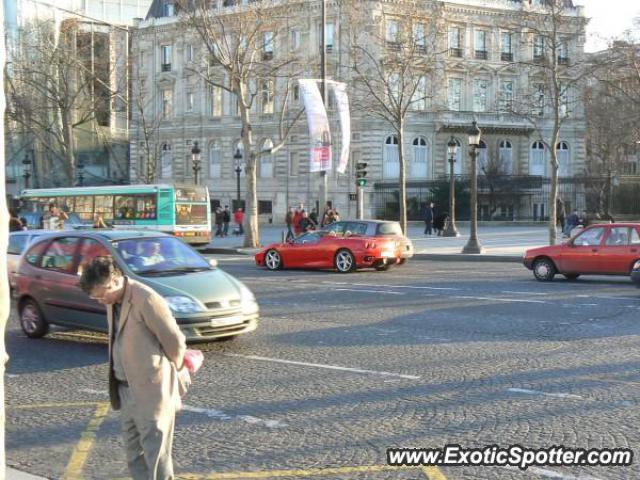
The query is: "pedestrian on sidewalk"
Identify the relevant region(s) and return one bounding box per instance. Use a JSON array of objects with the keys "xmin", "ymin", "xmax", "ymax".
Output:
[
  {"xmin": 79, "ymin": 257, "xmax": 186, "ymax": 480},
  {"xmin": 285, "ymin": 207, "xmax": 295, "ymax": 242},
  {"xmin": 564, "ymin": 209, "xmax": 579, "ymax": 237},
  {"xmin": 556, "ymin": 197, "xmax": 566, "ymax": 232},
  {"xmin": 424, "ymin": 202, "xmax": 434, "ymax": 235},
  {"xmin": 222, "ymin": 205, "xmax": 231, "ymax": 236},
  {"xmin": 234, "ymin": 207, "xmax": 244, "ymax": 235},
  {"xmin": 214, "ymin": 207, "xmax": 224, "ymax": 237},
  {"xmin": 293, "ymin": 206, "xmax": 304, "ymax": 236},
  {"xmin": 433, "ymin": 212, "xmax": 448, "ymax": 236}
]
